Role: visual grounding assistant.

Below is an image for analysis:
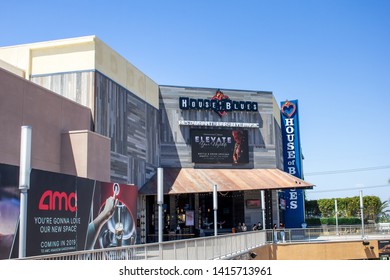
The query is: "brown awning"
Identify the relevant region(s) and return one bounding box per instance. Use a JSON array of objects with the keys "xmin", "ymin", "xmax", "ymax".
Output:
[{"xmin": 139, "ymin": 168, "xmax": 314, "ymax": 195}]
